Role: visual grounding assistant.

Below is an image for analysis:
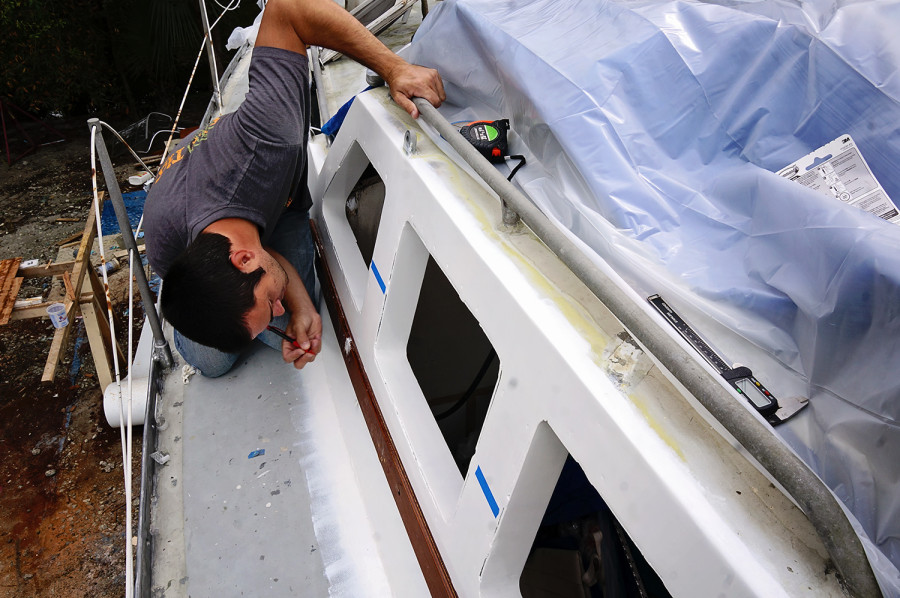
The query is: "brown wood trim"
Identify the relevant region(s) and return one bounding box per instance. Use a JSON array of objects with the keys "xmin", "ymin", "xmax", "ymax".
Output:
[
  {"xmin": 0, "ymin": 257, "xmax": 23, "ymax": 325},
  {"xmin": 311, "ymin": 220, "xmax": 458, "ymax": 598}
]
